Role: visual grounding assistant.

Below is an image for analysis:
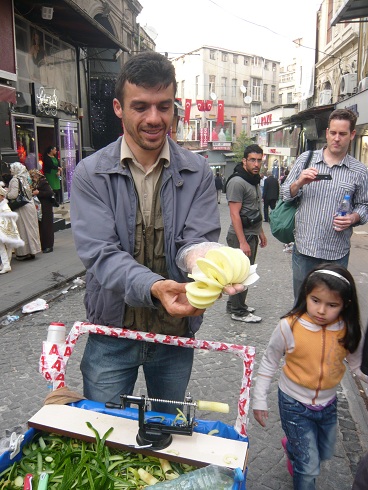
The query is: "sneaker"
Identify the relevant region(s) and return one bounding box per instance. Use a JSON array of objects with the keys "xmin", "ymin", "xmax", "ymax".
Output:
[
  {"xmin": 281, "ymin": 437, "xmax": 294, "ymax": 477},
  {"xmin": 231, "ymin": 313, "xmax": 262, "ymax": 323},
  {"xmin": 227, "ymin": 306, "xmax": 255, "ymax": 314}
]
